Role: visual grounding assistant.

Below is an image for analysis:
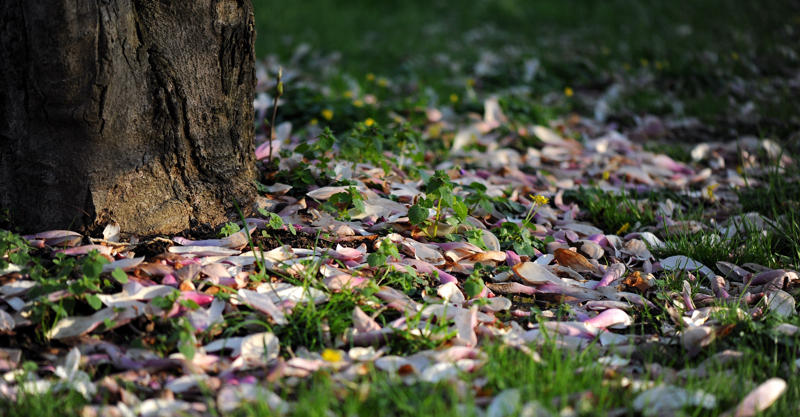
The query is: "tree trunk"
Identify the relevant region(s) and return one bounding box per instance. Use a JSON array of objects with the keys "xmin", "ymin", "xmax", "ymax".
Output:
[{"xmin": 0, "ymin": 0, "xmax": 257, "ymax": 236}]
